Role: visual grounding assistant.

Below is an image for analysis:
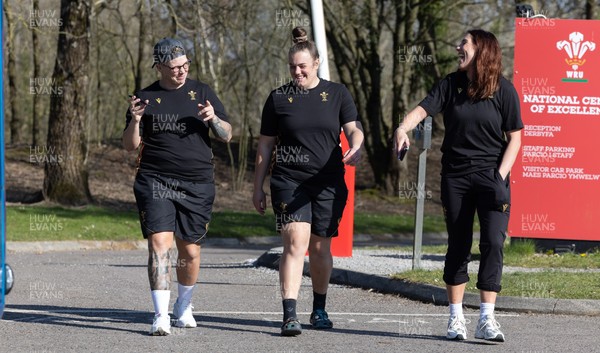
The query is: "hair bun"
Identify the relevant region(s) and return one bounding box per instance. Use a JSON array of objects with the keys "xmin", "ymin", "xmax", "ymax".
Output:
[{"xmin": 292, "ymin": 26, "xmax": 308, "ymax": 44}]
